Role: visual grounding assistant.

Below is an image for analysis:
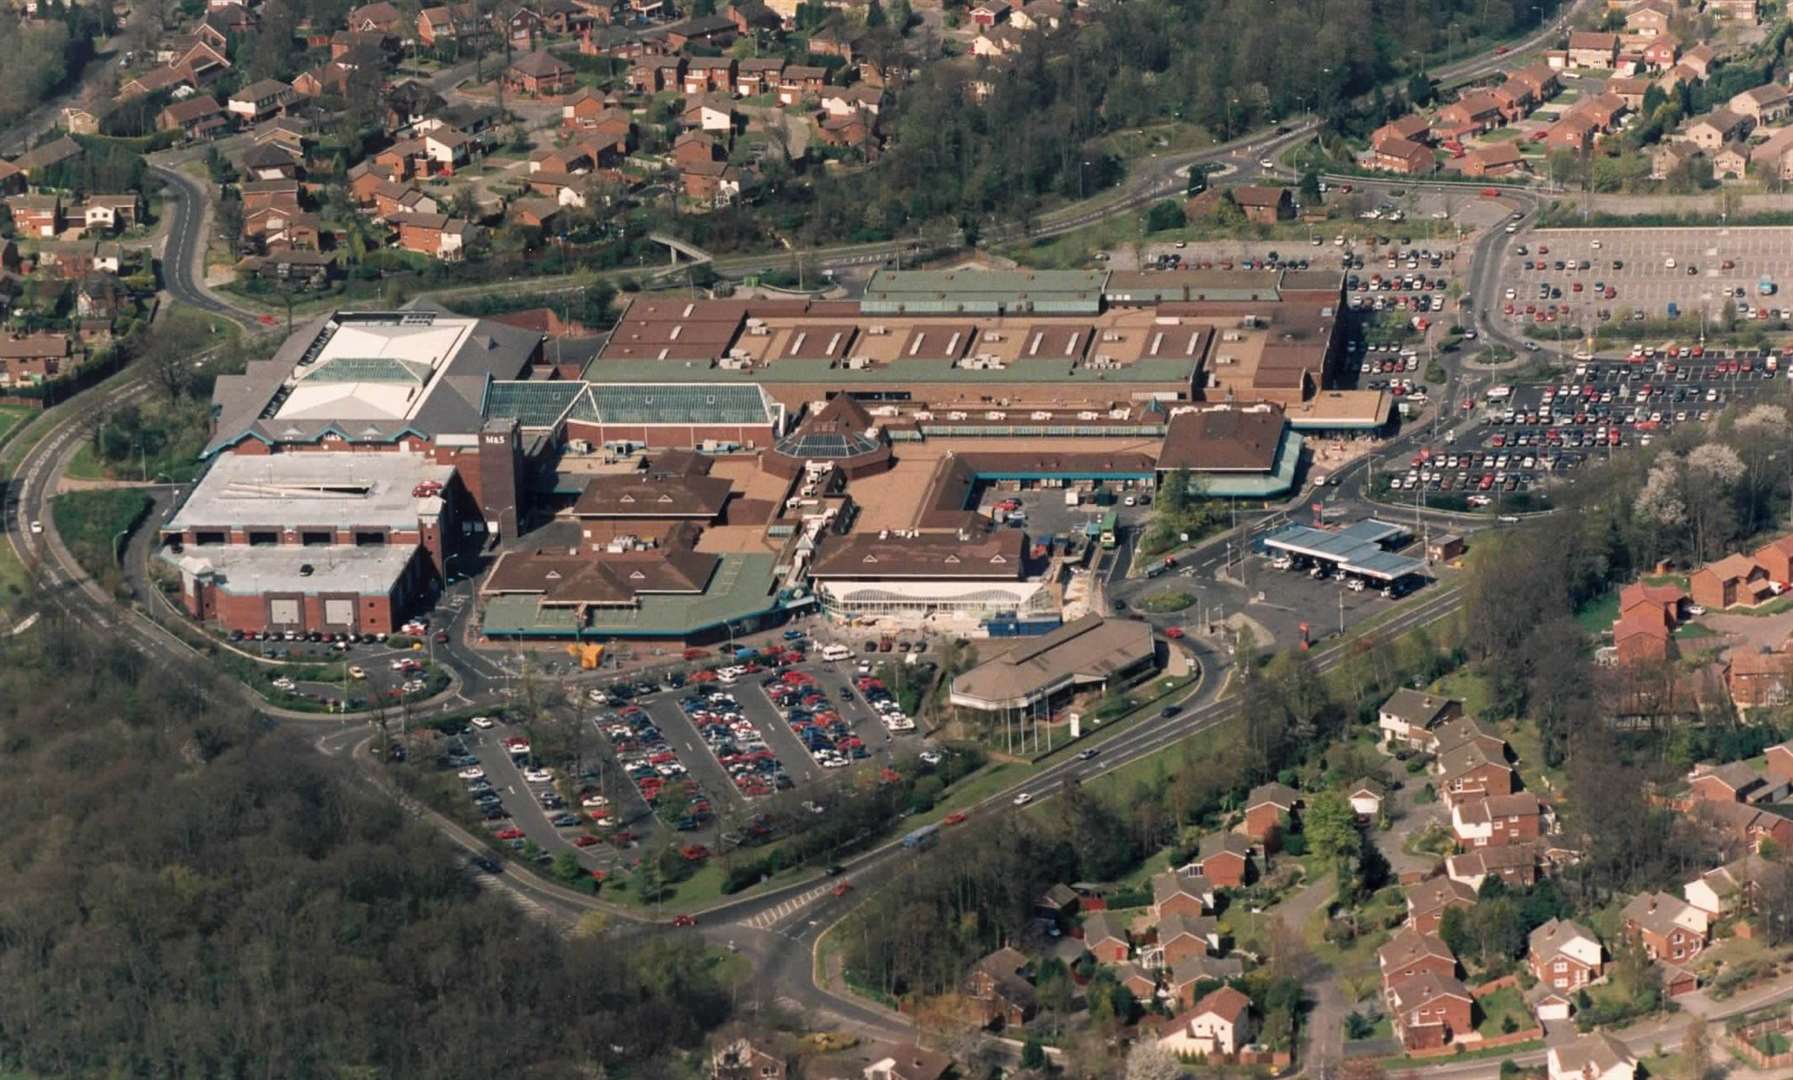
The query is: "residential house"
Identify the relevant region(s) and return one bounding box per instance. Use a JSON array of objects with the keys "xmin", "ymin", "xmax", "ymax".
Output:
[
  {"xmin": 1462, "ymin": 142, "xmax": 1525, "ymax": 177},
  {"xmin": 423, "ymin": 128, "xmax": 473, "ymax": 173},
  {"xmin": 1406, "ymin": 876, "xmax": 1476, "ymax": 935},
  {"xmin": 683, "ymin": 95, "xmax": 735, "ymax": 133},
  {"xmin": 1230, "ymin": 186, "xmax": 1294, "ymax": 225},
  {"xmin": 817, "ymin": 112, "xmax": 876, "ymax": 154},
  {"xmin": 1641, "ymin": 35, "xmax": 1679, "ymax": 70},
  {"xmin": 1011, "ymin": 0, "xmax": 1064, "ymax": 31},
  {"xmin": 969, "ymin": 0, "xmax": 1006, "ymax": 26},
  {"xmin": 0, "ymin": 161, "xmax": 23, "ymax": 197},
  {"xmin": 1688, "ymin": 760, "xmax": 1773, "ymax": 804},
  {"xmin": 1508, "ymin": 62, "xmax": 1559, "ymax": 102},
  {"xmin": 1036, "ymin": 883, "xmax": 1079, "ymax": 919},
  {"xmin": 393, "ymin": 212, "xmax": 476, "ymax": 260},
  {"xmin": 1153, "ymin": 912, "xmax": 1220, "ymax": 969},
  {"xmin": 347, "ymin": 0, "xmax": 406, "ymax": 33},
  {"xmin": 76, "ymin": 195, "xmax": 141, "ymax": 231},
  {"xmin": 1369, "ymin": 135, "xmax": 1435, "ymax": 175},
  {"xmin": 1377, "ymin": 928, "xmax": 1458, "ymax": 986},
  {"xmin": 1348, "ymin": 778, "xmax": 1385, "ymax": 820},
  {"xmin": 1621, "ymin": 892, "xmax": 1707, "ymax": 962},
  {"xmin": 373, "ymin": 182, "xmax": 439, "ymax": 220},
  {"xmin": 1691, "ymin": 552, "xmax": 1771, "ymax": 609},
  {"xmin": 417, "ymin": 3, "xmax": 480, "ymax": 46},
  {"xmin": 158, "ymin": 95, "xmax": 227, "ymax": 140},
  {"xmin": 228, "ymin": 79, "xmax": 295, "ymax": 123},
  {"xmin": 736, "ymin": 57, "xmax": 785, "ymax": 96},
  {"xmin": 1372, "ymin": 114, "xmax": 1432, "ymax": 149},
  {"xmin": 1377, "ymin": 689, "xmax": 1462, "ymax": 749},
  {"xmin": 632, "ymin": 56, "xmax": 686, "ymax": 93},
  {"xmin": 1731, "ymin": 83, "xmax": 1792, "ymax": 125},
  {"xmin": 680, "ymin": 159, "xmax": 743, "ymax": 204},
  {"xmin": 1446, "ymin": 842, "xmax": 1541, "ymax": 891},
  {"xmin": 861, "ymin": 1044, "xmax": 952, "ymax": 1080},
  {"xmin": 1451, "ymin": 791, "xmax": 1544, "ymax": 849},
  {"xmin": 507, "ymin": 51, "xmax": 576, "ymax": 95},
  {"xmin": 7, "ymin": 194, "xmax": 59, "ymax": 238},
  {"xmin": 1685, "ymin": 109, "xmax": 1753, "ymax": 152},
  {"xmin": 562, "ymin": 87, "xmax": 611, "ymax": 129},
  {"xmin": 60, "ymin": 104, "xmax": 105, "ymax": 135},
  {"xmin": 1620, "ymin": 581, "xmax": 1685, "ymax": 626},
  {"xmin": 777, "ymin": 65, "xmax": 827, "ymax": 106},
  {"xmin": 1623, "ymin": 2, "xmax": 1670, "ymax": 36},
  {"xmin": 1545, "ymin": 115, "xmax": 1597, "ymax": 155},
  {"xmin": 1573, "ymin": 92, "xmax": 1628, "ymax": 132},
  {"xmin": 242, "ymin": 143, "xmax": 301, "ymax": 181},
  {"xmin": 1113, "ymin": 961, "xmax": 1158, "ymax": 1003},
  {"xmin": 1768, "ymin": 737, "xmax": 1793, "ymax": 783},
  {"xmin": 75, "ymin": 273, "xmax": 125, "ymax": 320},
  {"xmin": 1167, "ymin": 955, "xmax": 1244, "ymax": 1007},
  {"xmin": 726, "ymin": 1, "xmax": 783, "ymax": 35},
  {"xmin": 1681, "ymin": 43, "xmax": 1716, "ymax": 79},
  {"xmin": 1567, "ymin": 31, "xmax": 1619, "ymax": 68},
  {"xmin": 385, "ymin": 82, "xmax": 447, "ymax": 132},
  {"xmin": 1528, "ymin": 918, "xmax": 1603, "ymax": 991},
  {"xmin": 664, "ymin": 12, "xmax": 736, "ymax": 48},
  {"xmin": 0, "ymin": 333, "xmax": 72, "ymax": 384},
  {"xmin": 1241, "ymin": 781, "xmax": 1300, "ymax": 840},
  {"xmin": 1435, "ymin": 91, "xmax": 1506, "ymax": 140},
  {"xmin": 1386, "ymin": 971, "xmax": 1474, "ymax": 1052},
  {"xmin": 1606, "ymin": 76, "xmax": 1652, "ymax": 108},
  {"xmin": 1151, "ymin": 870, "xmax": 1213, "ymax": 920},
  {"xmin": 821, "ymin": 86, "xmax": 884, "ymax": 117},
  {"xmin": 1749, "ymin": 127, "xmax": 1793, "ymax": 181},
  {"xmin": 1157, "ymin": 986, "xmax": 1254, "ymax": 1060},
  {"xmin": 1615, "ymin": 608, "xmax": 1674, "ymax": 665},
  {"xmin": 1082, "ymin": 911, "xmax": 1128, "ymax": 963},
  {"xmin": 1548, "ymin": 1032, "xmax": 1637, "ymax": 1080},
  {"xmin": 1435, "ymin": 739, "xmax": 1516, "ymax": 808},
  {"xmin": 1683, "ymin": 853, "xmax": 1774, "ymax": 918},
  {"xmin": 13, "ymin": 136, "xmax": 82, "ymax": 177},
  {"xmin": 1191, "ymin": 833, "xmax": 1253, "ymax": 888},
  {"xmin": 964, "ymin": 946, "xmax": 1036, "ymax": 1029},
  {"xmin": 683, "ymin": 57, "xmax": 737, "ymax": 95},
  {"xmin": 510, "ymin": 198, "xmax": 561, "ymax": 230},
  {"xmin": 1690, "ymin": 798, "xmax": 1793, "ymax": 854},
  {"xmin": 1706, "ymin": 0, "xmax": 1758, "ymax": 19},
  {"xmin": 168, "ymin": 37, "xmax": 232, "ymax": 83}
]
